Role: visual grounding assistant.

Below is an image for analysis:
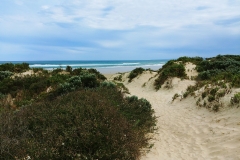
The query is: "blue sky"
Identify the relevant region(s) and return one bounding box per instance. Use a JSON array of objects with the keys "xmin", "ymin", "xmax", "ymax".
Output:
[{"xmin": 0, "ymin": 0, "xmax": 240, "ymax": 60}]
